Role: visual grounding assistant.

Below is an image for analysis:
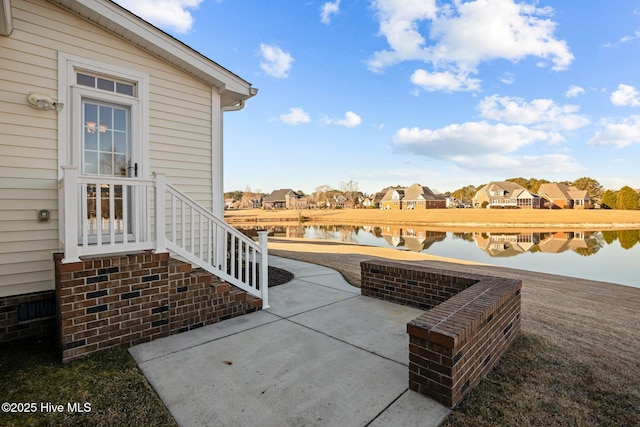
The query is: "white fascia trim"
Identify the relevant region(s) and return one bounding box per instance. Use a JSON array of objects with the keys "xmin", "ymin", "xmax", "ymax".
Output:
[
  {"xmin": 50, "ymin": 0, "xmax": 254, "ymax": 102},
  {"xmin": 0, "ymin": 0, "xmax": 13, "ymax": 36}
]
